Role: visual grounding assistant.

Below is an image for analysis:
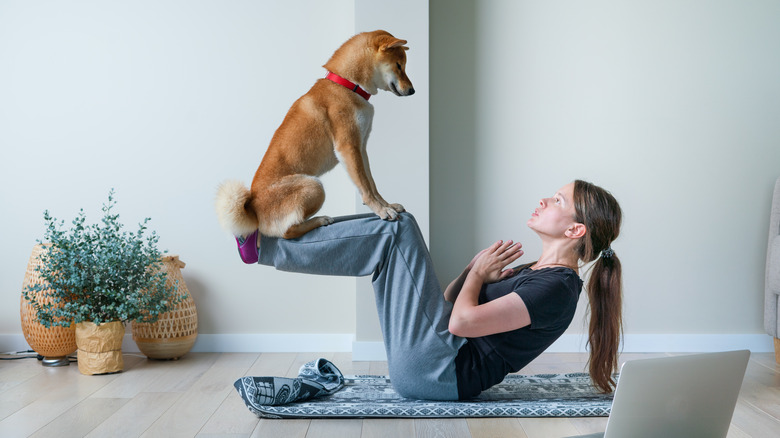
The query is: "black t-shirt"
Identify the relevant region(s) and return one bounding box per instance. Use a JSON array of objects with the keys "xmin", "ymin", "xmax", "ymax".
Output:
[{"xmin": 454, "ymin": 266, "xmax": 583, "ymax": 399}]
